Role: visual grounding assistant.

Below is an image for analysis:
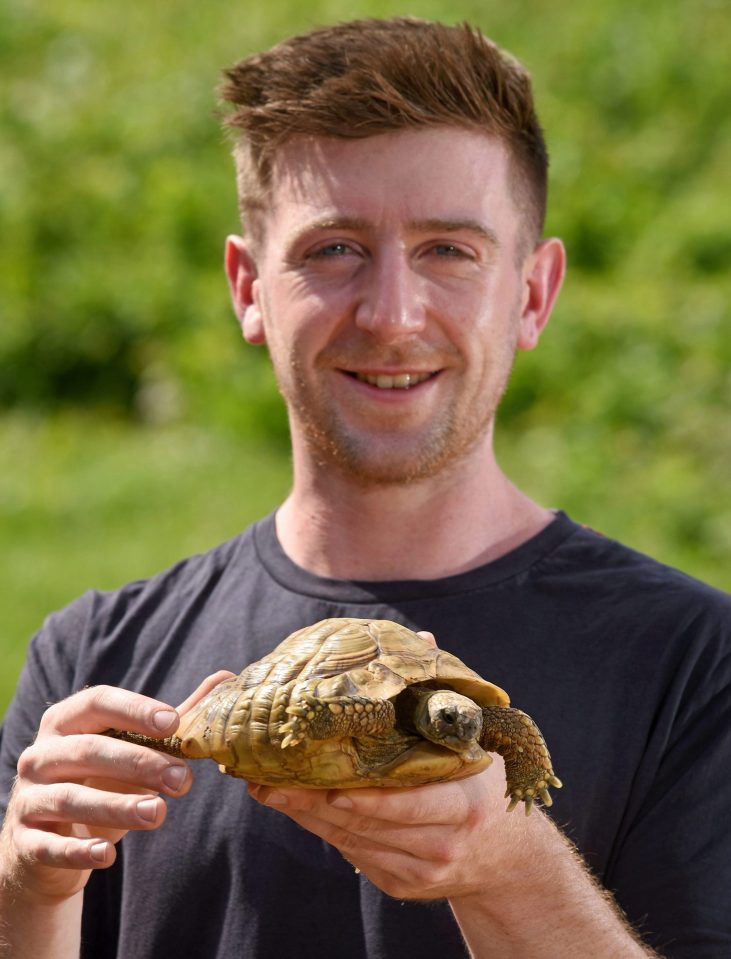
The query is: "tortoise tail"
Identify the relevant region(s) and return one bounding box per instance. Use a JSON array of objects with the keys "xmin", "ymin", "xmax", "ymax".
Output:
[{"xmin": 104, "ymin": 729, "xmax": 186, "ymax": 758}]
